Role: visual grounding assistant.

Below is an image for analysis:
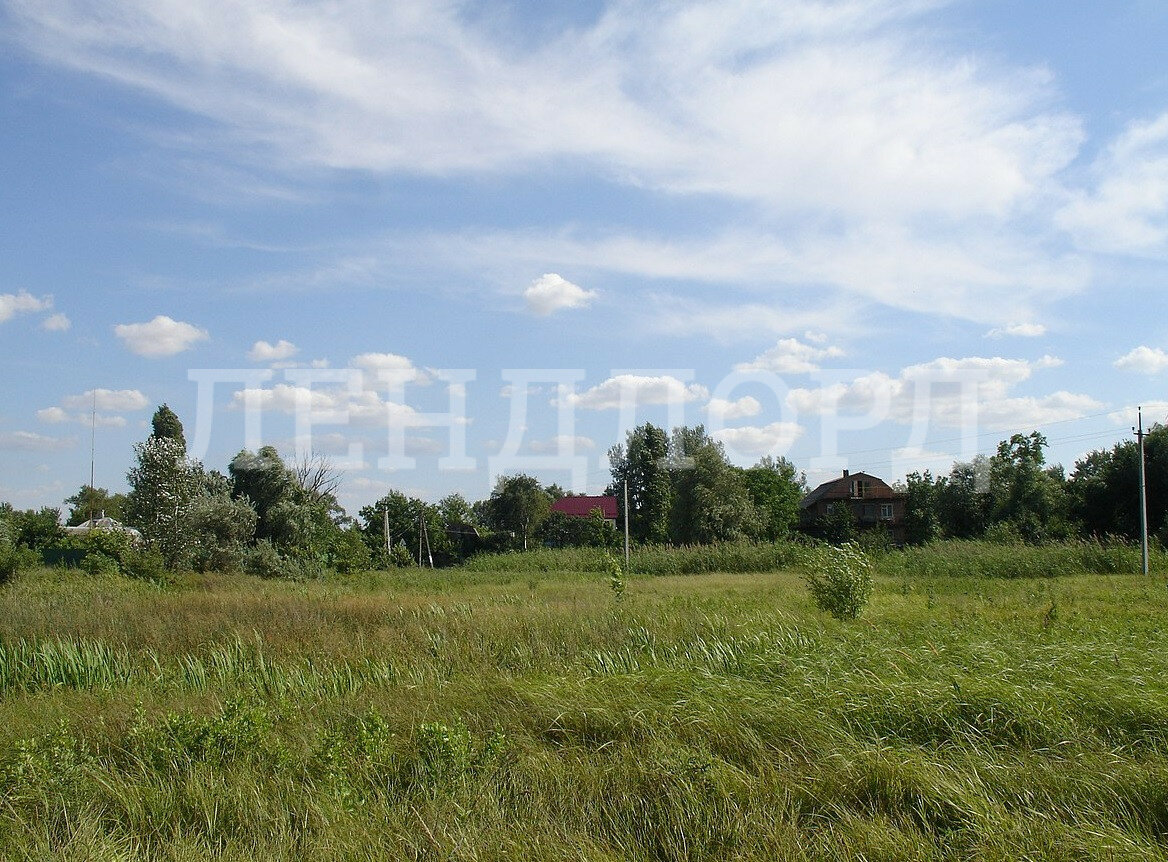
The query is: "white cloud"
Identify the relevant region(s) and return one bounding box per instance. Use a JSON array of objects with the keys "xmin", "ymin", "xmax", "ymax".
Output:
[
  {"xmin": 1057, "ymin": 112, "xmax": 1168, "ymax": 255},
  {"xmin": 985, "ymin": 322, "xmax": 1046, "ymax": 339},
  {"xmin": 114, "ymin": 315, "xmax": 208, "ymax": 357},
  {"xmin": 248, "ymin": 339, "xmax": 299, "ymax": 363},
  {"xmin": 565, "ymin": 375, "xmax": 709, "ymax": 411},
  {"xmin": 523, "ymin": 273, "xmax": 597, "ymax": 316},
  {"xmin": 7, "ymin": 0, "xmax": 1095, "ymax": 329},
  {"xmin": 786, "ymin": 355, "xmax": 1099, "ymax": 429},
  {"xmin": 1114, "ymin": 346, "xmax": 1168, "ymax": 375},
  {"xmin": 736, "ymin": 337, "xmax": 846, "ymax": 375},
  {"xmin": 350, "ymin": 352, "xmax": 428, "ymax": 388},
  {"xmin": 0, "ymin": 431, "xmax": 76, "ymax": 452},
  {"xmin": 230, "ymin": 383, "xmax": 419, "ymax": 427},
  {"xmin": 41, "ymin": 313, "xmax": 71, "ymax": 332},
  {"xmin": 61, "ymin": 388, "xmax": 149, "ymax": 412},
  {"xmin": 527, "ymin": 435, "xmax": 596, "ymax": 454},
  {"xmin": 36, "ymin": 406, "xmax": 126, "ymax": 428},
  {"xmin": 0, "ymin": 291, "xmax": 52, "ymax": 323},
  {"xmin": 1109, "ymin": 402, "xmax": 1168, "ymax": 426},
  {"xmin": 713, "ymin": 421, "xmax": 804, "ymax": 459},
  {"xmin": 705, "ymin": 395, "xmax": 762, "ymax": 421},
  {"xmin": 36, "ymin": 407, "xmax": 68, "ymax": 424}
]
